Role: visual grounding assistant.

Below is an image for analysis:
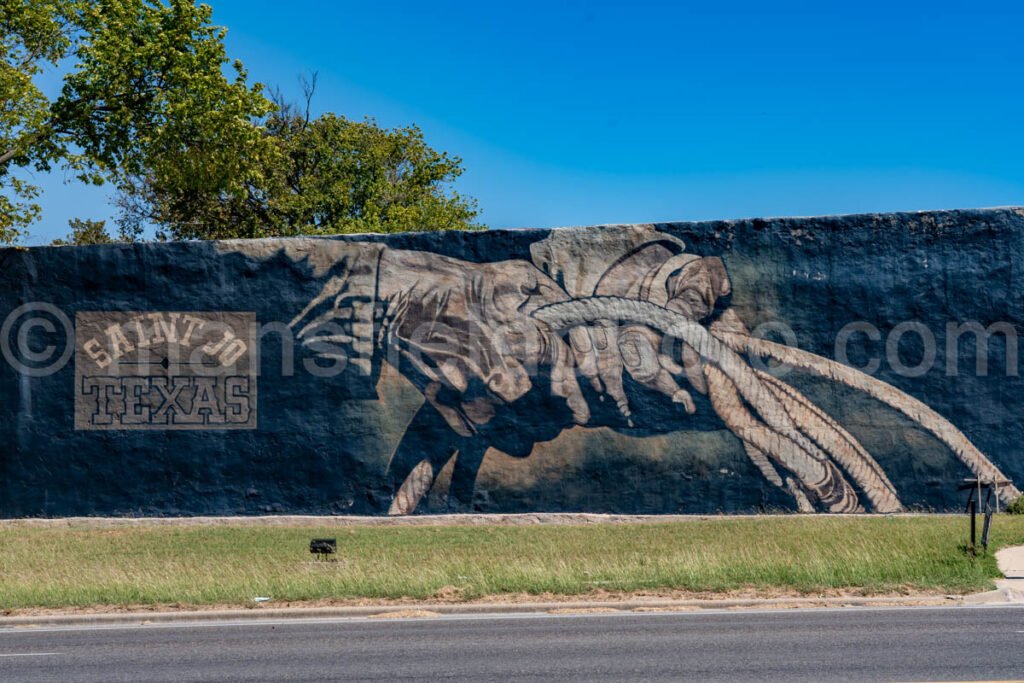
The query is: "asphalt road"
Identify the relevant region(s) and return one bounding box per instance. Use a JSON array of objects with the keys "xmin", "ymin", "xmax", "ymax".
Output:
[{"xmin": 1, "ymin": 605, "xmax": 1023, "ymax": 682}]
